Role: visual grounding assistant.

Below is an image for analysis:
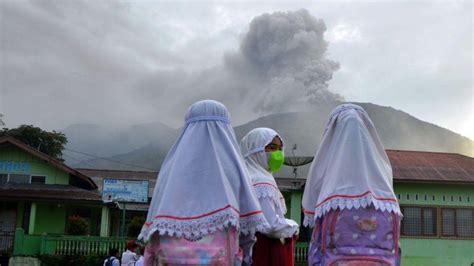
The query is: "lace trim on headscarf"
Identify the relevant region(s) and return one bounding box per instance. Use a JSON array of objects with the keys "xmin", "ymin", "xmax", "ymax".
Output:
[
  {"xmin": 253, "ymin": 183, "xmax": 287, "ymax": 214},
  {"xmin": 303, "ymin": 193, "xmax": 402, "ymax": 228},
  {"xmin": 138, "ymin": 205, "xmax": 269, "ymax": 242}
]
